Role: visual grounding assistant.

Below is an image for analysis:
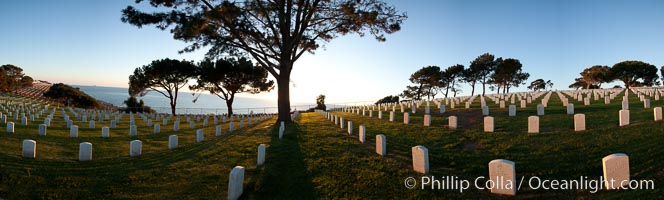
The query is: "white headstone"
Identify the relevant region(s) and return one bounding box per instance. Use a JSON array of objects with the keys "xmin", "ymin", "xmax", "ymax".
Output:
[
  {"xmin": 256, "ymin": 144, "xmax": 267, "ymax": 166},
  {"xmin": 619, "ymin": 110, "xmax": 629, "ymax": 126},
  {"xmin": 196, "ymin": 129, "xmax": 204, "ymax": 142},
  {"xmin": 440, "ymin": 105, "xmax": 446, "ymax": 113},
  {"xmin": 448, "ymin": 116, "xmax": 457, "ymax": 129},
  {"xmin": 89, "ymin": 120, "xmax": 95, "ymax": 129},
  {"xmin": 567, "ymin": 104, "xmax": 574, "ymax": 115},
  {"xmin": 70, "ymin": 125, "xmax": 78, "ymax": 138},
  {"xmin": 488, "ymin": 159, "xmax": 516, "ymax": 196},
  {"xmin": 347, "ymin": 121, "xmax": 353, "ymax": 135},
  {"xmin": 403, "ymin": 112, "xmax": 409, "ymax": 124},
  {"xmin": 482, "ymin": 106, "xmax": 489, "ymax": 116},
  {"xmin": 423, "ymin": 114, "xmax": 431, "ymax": 126},
  {"xmin": 484, "ymin": 116, "xmax": 494, "ymax": 132},
  {"xmin": 173, "ymin": 121, "xmax": 180, "ymax": 131},
  {"xmin": 357, "ymin": 125, "xmax": 366, "ymax": 143},
  {"xmin": 229, "ymin": 122, "xmax": 235, "ymax": 132},
  {"xmin": 130, "ymin": 125, "xmax": 137, "ymax": 137},
  {"xmin": 376, "ymin": 134, "xmax": 386, "ymax": 156},
  {"xmin": 44, "ymin": 118, "xmax": 51, "ymax": 126},
  {"xmin": 411, "ymin": 145, "xmax": 429, "ymax": 174},
  {"xmin": 654, "ymin": 107, "xmax": 662, "ymax": 121},
  {"xmin": 574, "ymin": 114, "xmax": 586, "ymax": 132},
  {"xmin": 102, "ymin": 126, "xmax": 109, "ymax": 138},
  {"xmin": 602, "ymin": 153, "xmax": 630, "ymax": 190},
  {"xmin": 39, "ymin": 124, "xmax": 47, "ymax": 136},
  {"xmin": 6, "ymin": 122, "xmax": 14, "ymax": 133},
  {"xmin": 216, "ymin": 125, "xmax": 222, "ymax": 136},
  {"xmin": 508, "ymin": 105, "xmax": 516, "ymax": 117},
  {"xmin": 153, "ymin": 124, "xmax": 160, "ymax": 134},
  {"xmin": 130, "ymin": 140, "xmax": 142, "ymax": 157},
  {"xmin": 644, "ymin": 99, "xmax": 650, "ymax": 108},
  {"xmin": 622, "ymin": 100, "xmax": 629, "ymax": 110},
  {"xmin": 22, "ymin": 139, "xmax": 36, "ymax": 158},
  {"xmin": 537, "ymin": 104, "xmax": 545, "ymax": 116},
  {"xmin": 168, "ymin": 135, "xmax": 178, "ymax": 149},
  {"xmin": 79, "ymin": 142, "xmax": 92, "ymax": 161},
  {"xmin": 528, "ymin": 116, "xmax": 539, "ymax": 133},
  {"xmin": 189, "ymin": 121, "xmax": 195, "ymax": 129},
  {"xmin": 227, "ymin": 166, "xmax": 245, "ymax": 200},
  {"xmin": 389, "ymin": 111, "xmax": 394, "ymax": 122},
  {"xmin": 339, "ymin": 117, "xmax": 345, "ymax": 129}
]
